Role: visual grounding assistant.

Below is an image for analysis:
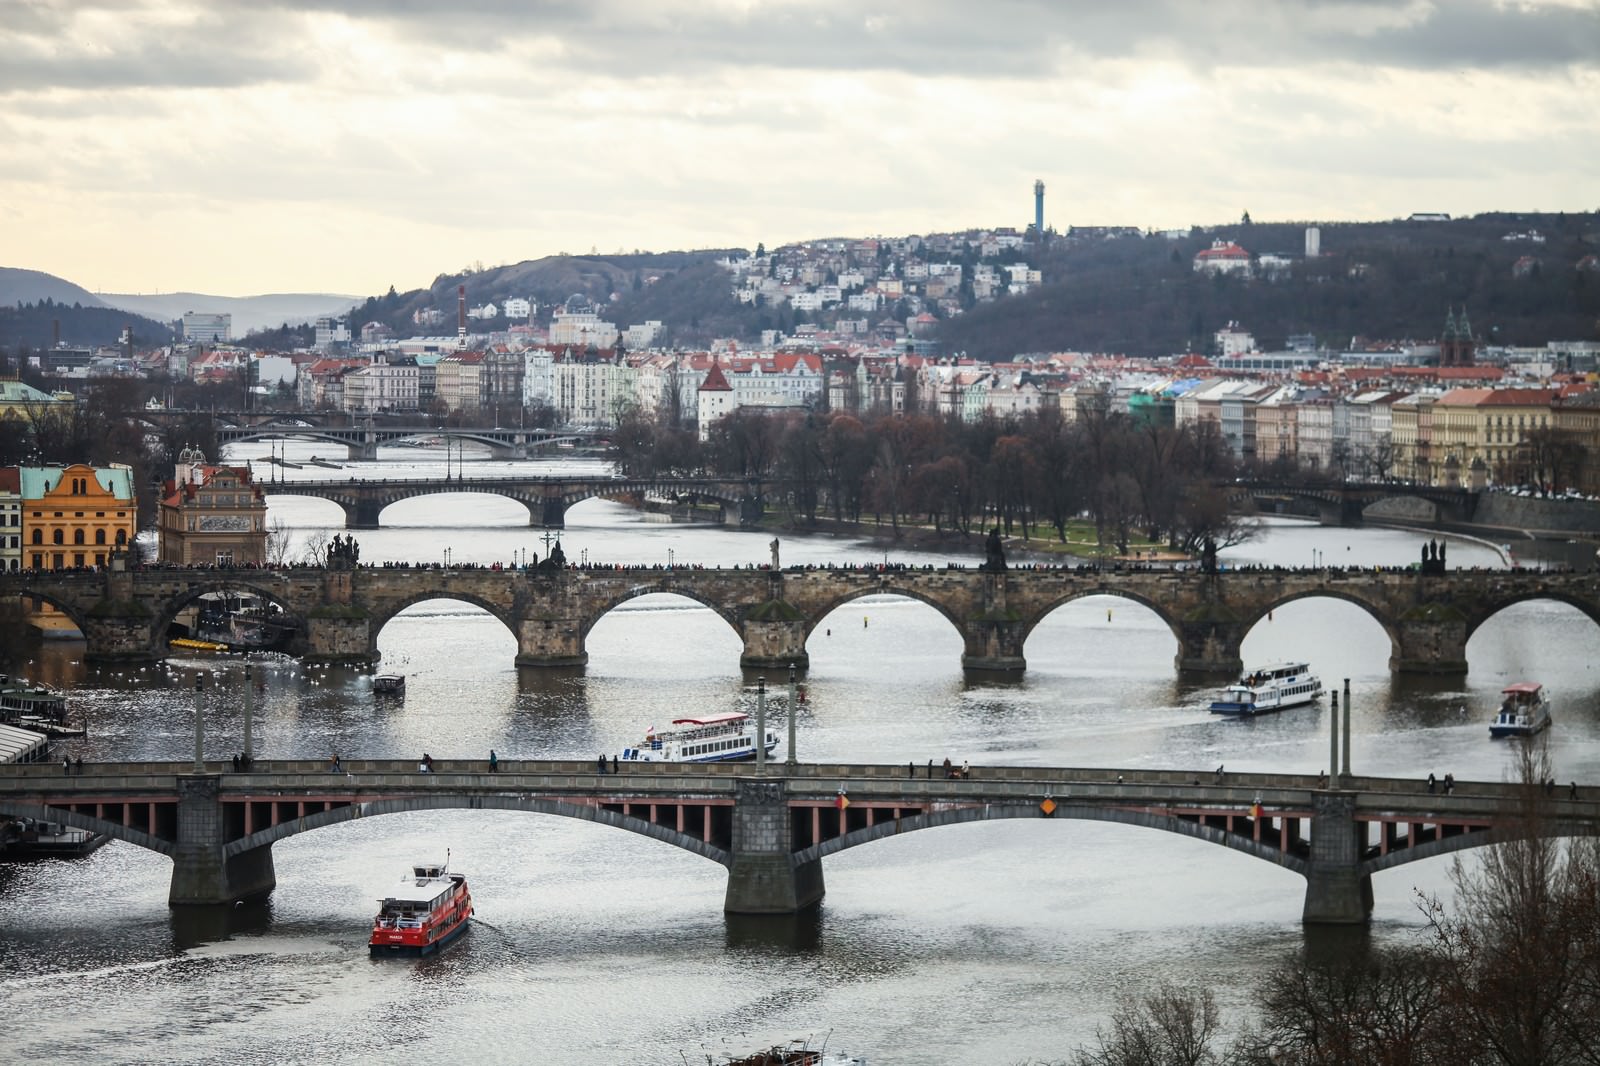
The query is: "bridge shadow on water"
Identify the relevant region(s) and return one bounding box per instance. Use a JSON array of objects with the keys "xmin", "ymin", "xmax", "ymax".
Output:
[
  {"xmin": 723, "ymin": 907, "xmax": 824, "ymax": 952},
  {"xmin": 170, "ymin": 898, "xmax": 276, "ymax": 950}
]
